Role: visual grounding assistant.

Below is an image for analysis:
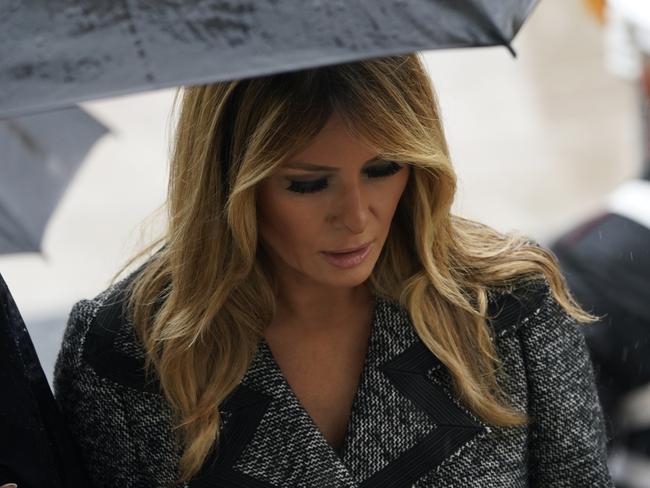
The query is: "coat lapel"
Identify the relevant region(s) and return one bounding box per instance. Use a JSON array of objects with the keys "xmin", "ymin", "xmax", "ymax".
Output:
[
  {"xmin": 189, "ymin": 338, "xmax": 358, "ymax": 488},
  {"xmin": 189, "ymin": 296, "xmax": 488, "ymax": 488},
  {"xmin": 338, "ymin": 296, "xmax": 487, "ymax": 487}
]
